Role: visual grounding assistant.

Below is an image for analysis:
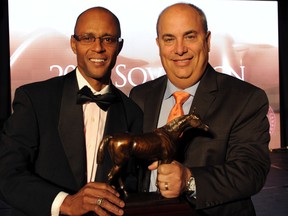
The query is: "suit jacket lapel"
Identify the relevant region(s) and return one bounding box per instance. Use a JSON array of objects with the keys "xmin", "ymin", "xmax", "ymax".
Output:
[
  {"xmin": 143, "ymin": 76, "xmax": 167, "ymax": 133},
  {"xmin": 191, "ymin": 64, "xmax": 218, "ymax": 118},
  {"xmin": 95, "ymin": 86, "xmax": 128, "ymax": 182},
  {"xmin": 58, "ymin": 71, "xmax": 86, "ymax": 188}
]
